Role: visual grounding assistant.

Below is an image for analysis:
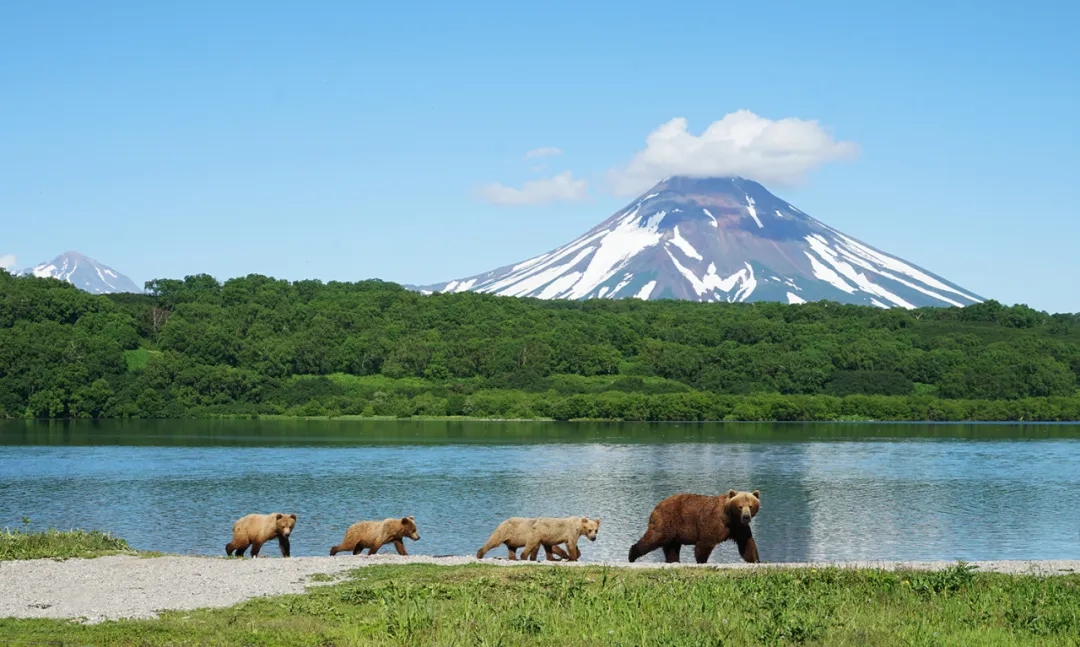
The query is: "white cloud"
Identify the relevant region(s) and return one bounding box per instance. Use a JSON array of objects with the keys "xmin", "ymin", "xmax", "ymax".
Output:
[
  {"xmin": 0, "ymin": 254, "xmax": 15, "ymax": 272},
  {"xmin": 525, "ymin": 146, "xmax": 563, "ymax": 159},
  {"xmin": 608, "ymin": 110, "xmax": 860, "ymax": 196},
  {"xmin": 477, "ymin": 171, "xmax": 590, "ymax": 206}
]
